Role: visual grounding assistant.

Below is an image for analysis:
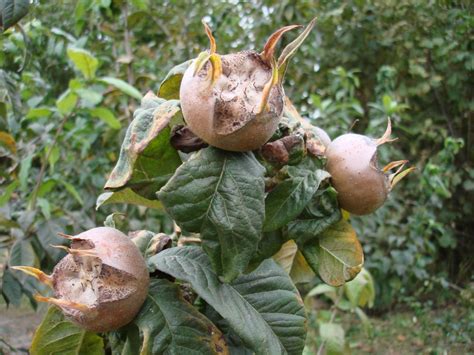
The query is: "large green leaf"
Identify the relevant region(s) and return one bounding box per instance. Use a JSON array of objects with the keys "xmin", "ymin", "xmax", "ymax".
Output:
[
  {"xmin": 67, "ymin": 47, "xmax": 99, "ymax": 80},
  {"xmin": 264, "ymin": 157, "xmax": 330, "ymax": 232},
  {"xmin": 0, "ymin": 0, "xmax": 29, "ymax": 31},
  {"xmin": 157, "ymin": 147, "xmax": 265, "ymax": 282},
  {"xmin": 96, "ymin": 189, "xmax": 163, "ymax": 210},
  {"xmin": 133, "ymin": 279, "xmax": 228, "ymax": 354},
  {"xmin": 158, "ymin": 60, "xmax": 192, "ymax": 100},
  {"xmin": 301, "ymin": 219, "xmax": 364, "ymax": 287},
  {"xmin": 288, "ymin": 187, "xmax": 342, "ymax": 245},
  {"xmin": 30, "ymin": 306, "xmax": 104, "ymax": 355},
  {"xmin": 149, "ymin": 247, "xmax": 307, "ymax": 355},
  {"xmin": 105, "ymin": 92, "xmax": 182, "ymax": 201}
]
